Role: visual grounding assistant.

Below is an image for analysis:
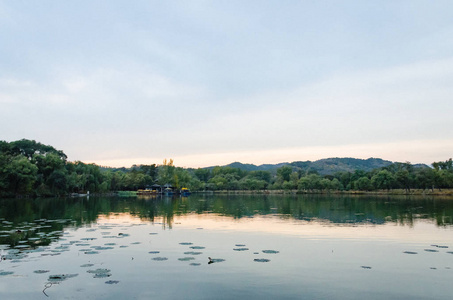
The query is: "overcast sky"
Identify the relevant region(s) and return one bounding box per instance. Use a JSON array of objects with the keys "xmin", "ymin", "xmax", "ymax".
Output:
[{"xmin": 1, "ymin": 1, "xmax": 452, "ymax": 168}]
